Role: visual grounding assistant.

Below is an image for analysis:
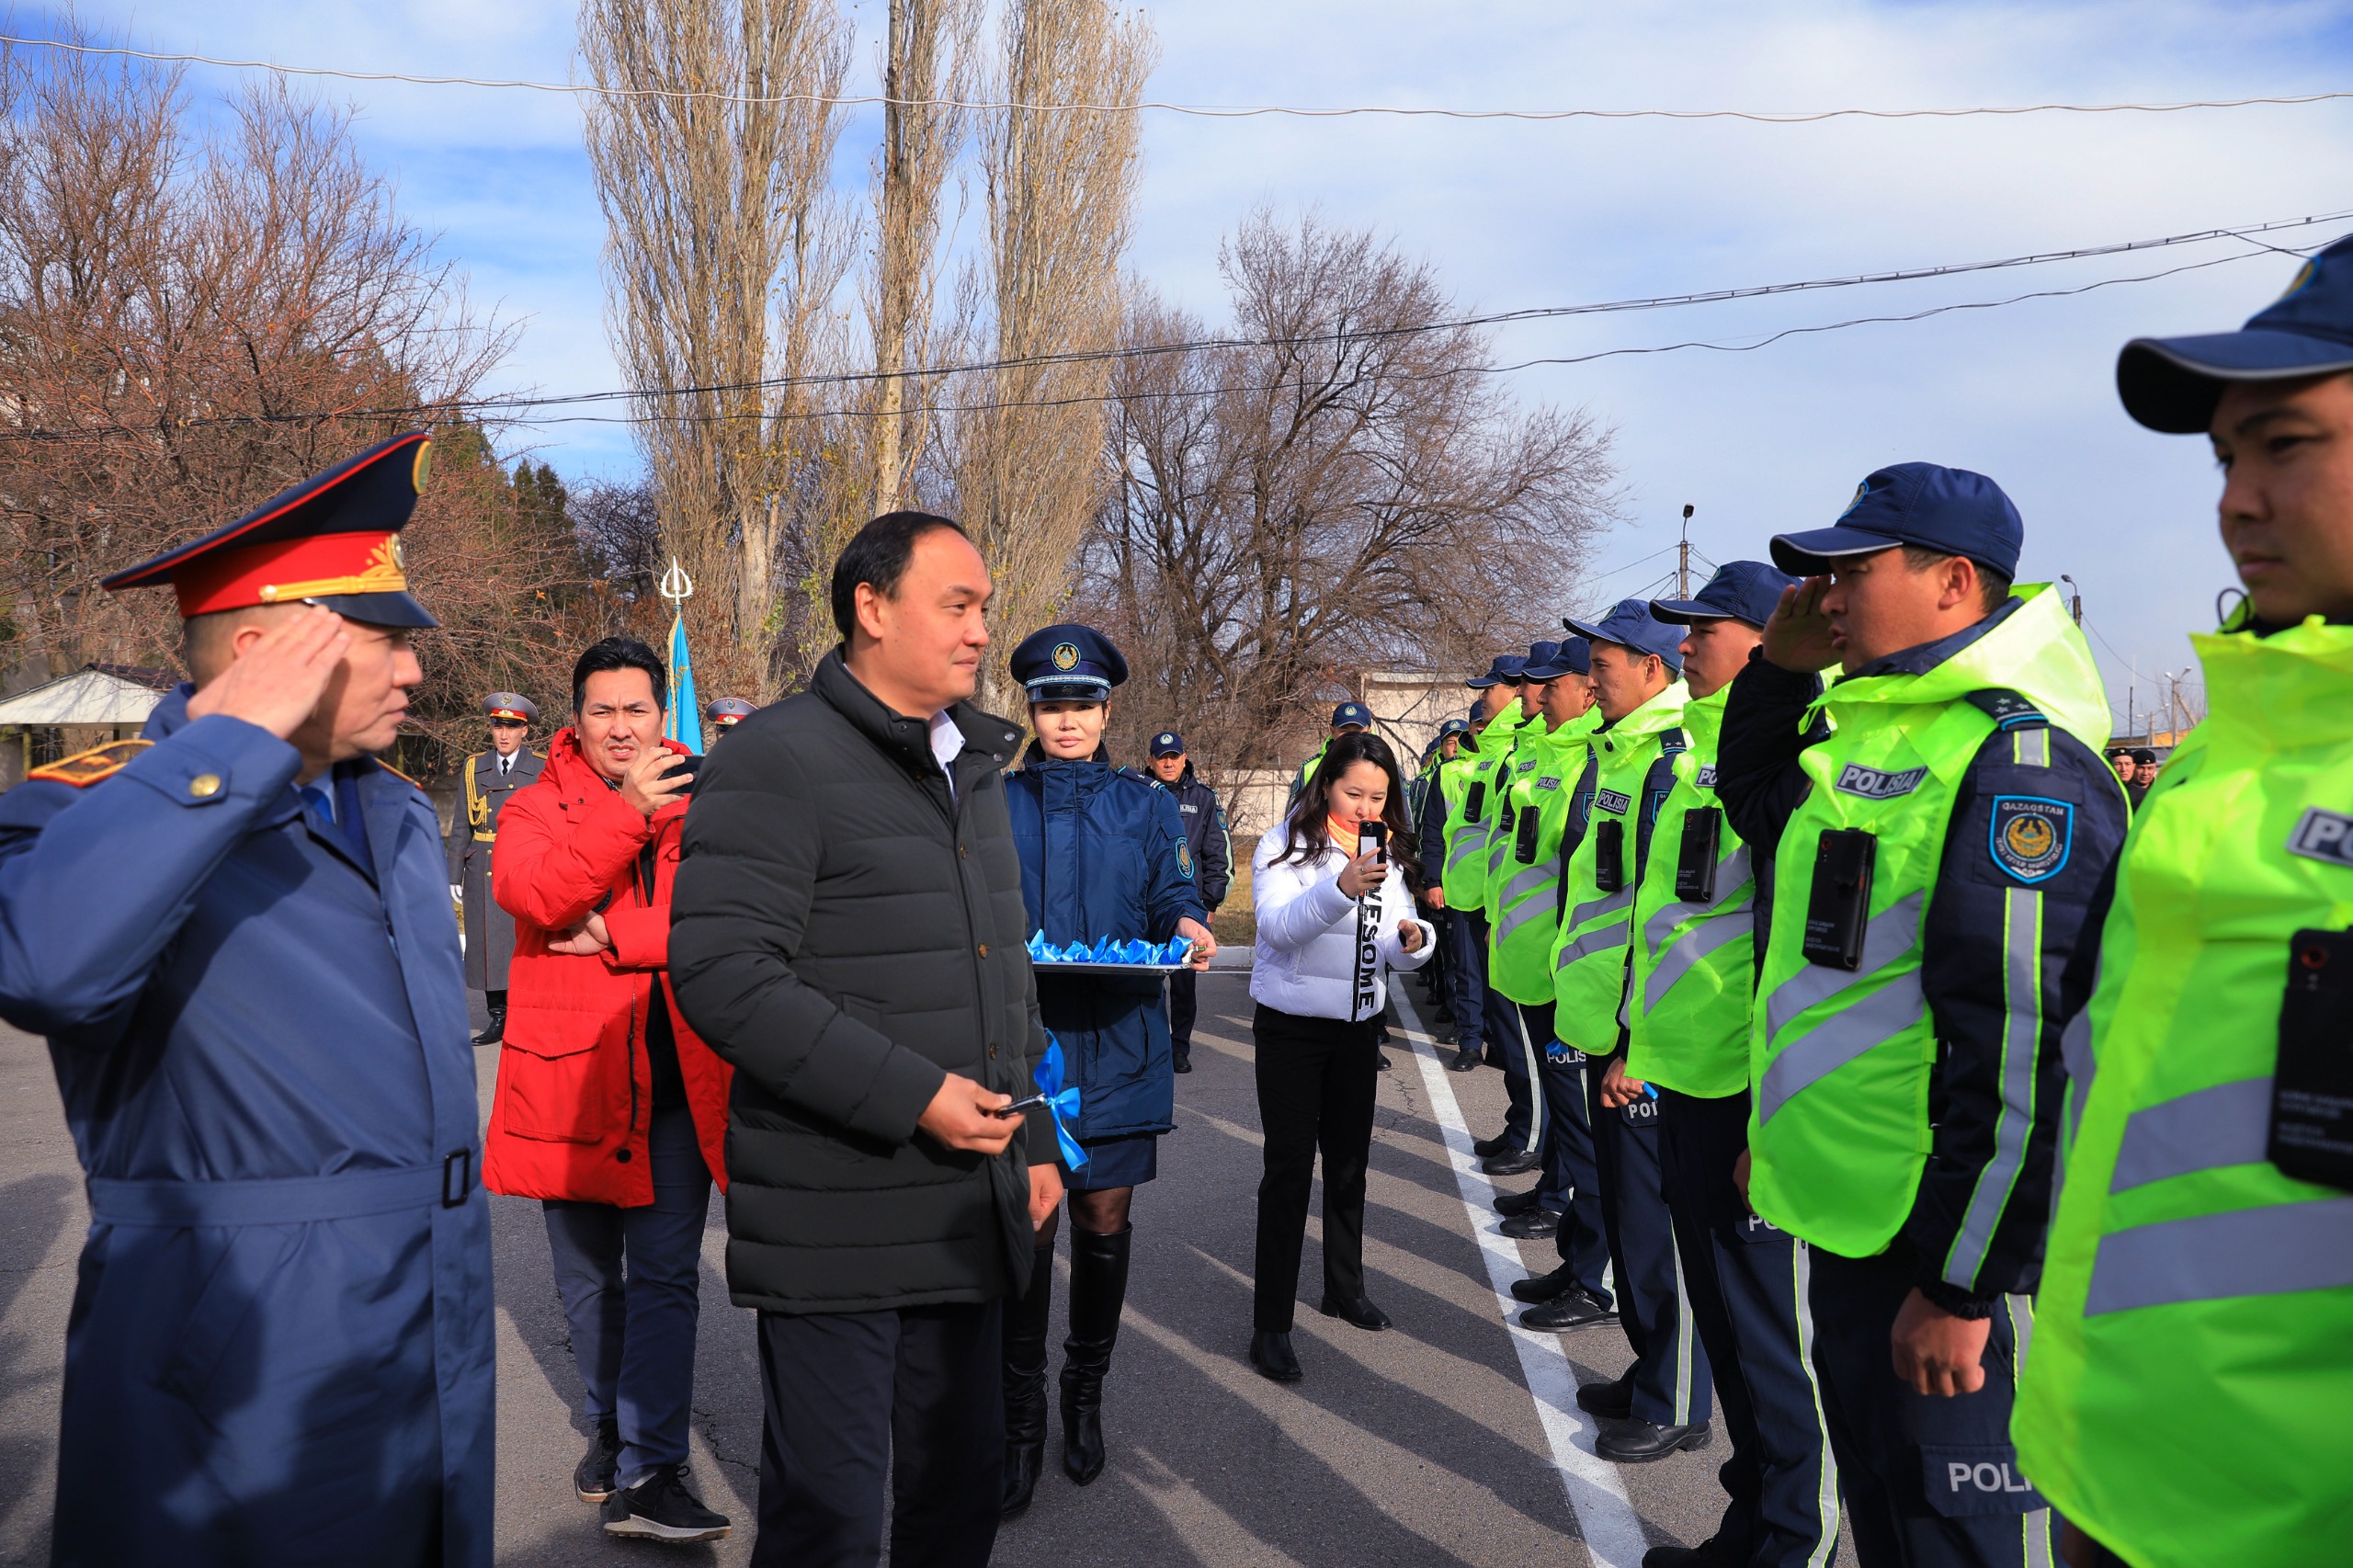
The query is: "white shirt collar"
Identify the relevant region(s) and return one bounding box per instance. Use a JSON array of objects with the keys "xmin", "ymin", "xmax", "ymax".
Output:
[{"xmin": 928, "ymin": 710, "xmax": 965, "ymax": 796}]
